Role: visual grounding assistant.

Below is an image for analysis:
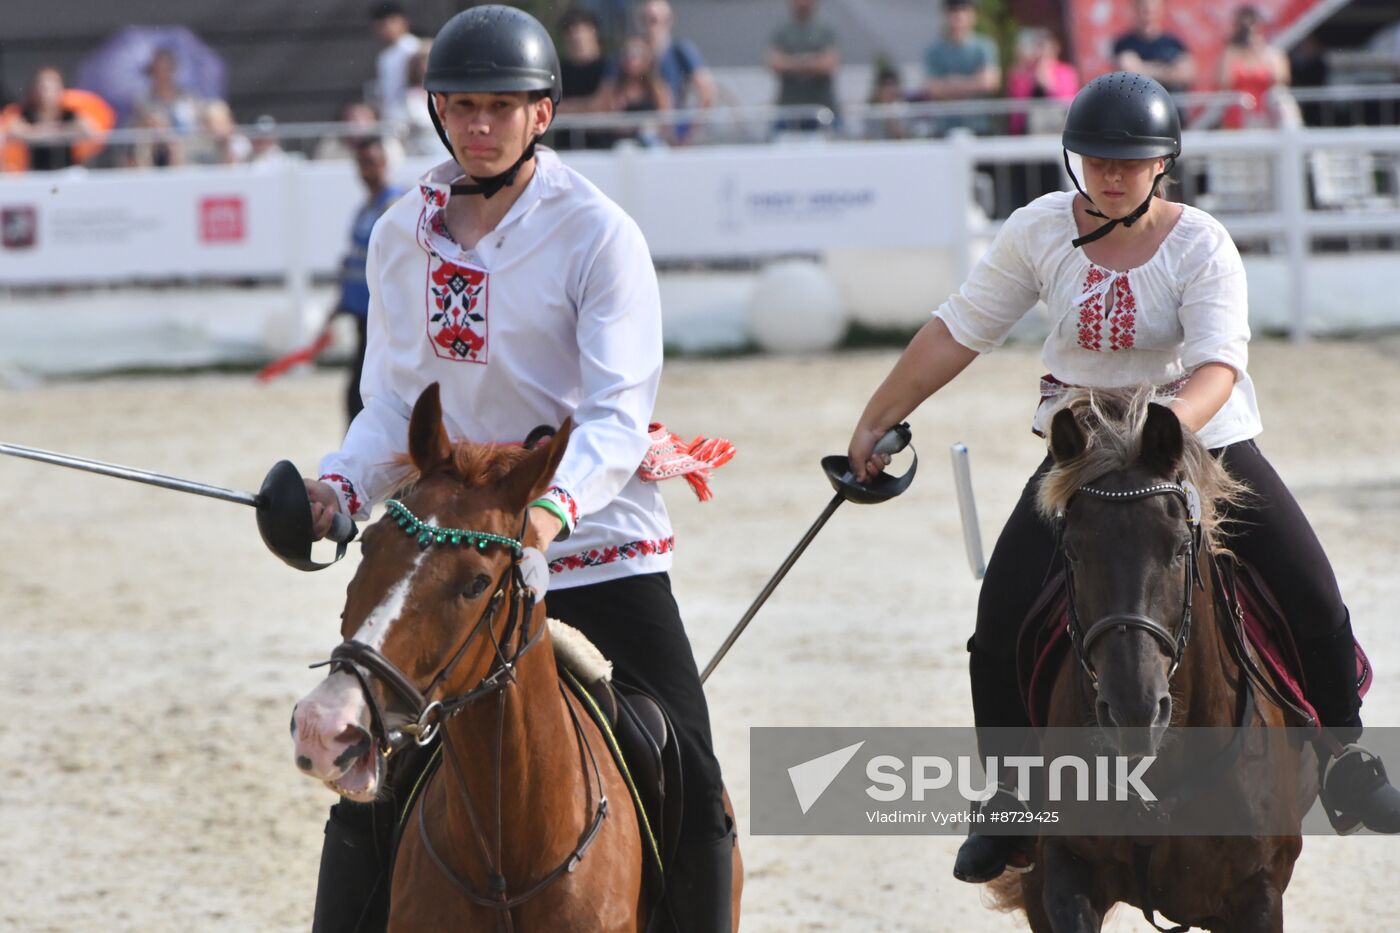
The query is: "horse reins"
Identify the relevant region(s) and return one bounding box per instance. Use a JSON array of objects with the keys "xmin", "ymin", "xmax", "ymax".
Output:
[
  {"xmin": 311, "ymin": 509, "xmax": 609, "ymax": 927},
  {"xmin": 1062, "ymin": 480, "xmax": 1203, "ymax": 688}
]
